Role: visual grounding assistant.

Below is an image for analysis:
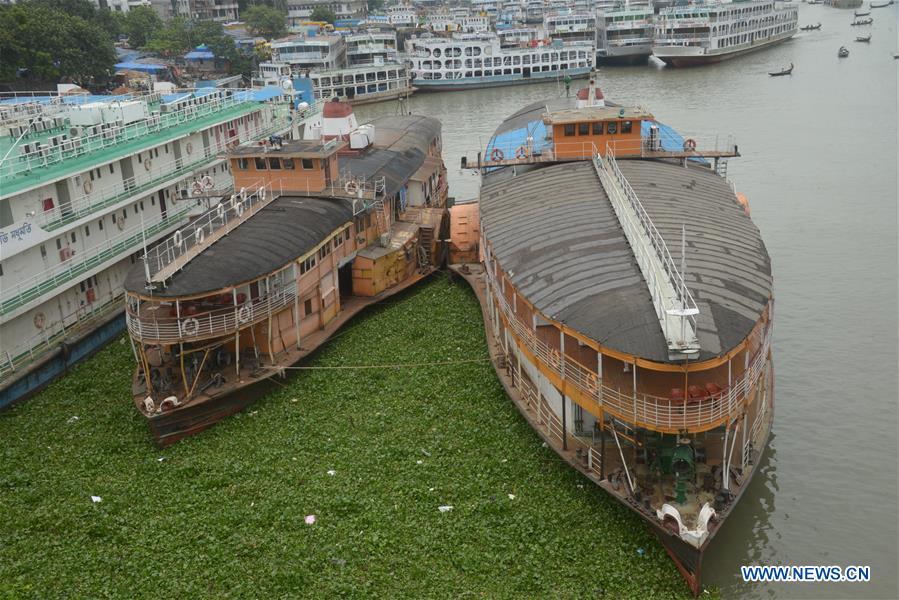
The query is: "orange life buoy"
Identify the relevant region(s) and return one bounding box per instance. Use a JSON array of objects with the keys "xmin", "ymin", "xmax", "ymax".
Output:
[
  {"xmin": 683, "ymin": 138, "xmax": 697, "ymax": 152},
  {"xmin": 515, "ymin": 145, "xmax": 529, "ymax": 159},
  {"xmin": 490, "ymin": 147, "xmax": 504, "ymax": 162}
]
